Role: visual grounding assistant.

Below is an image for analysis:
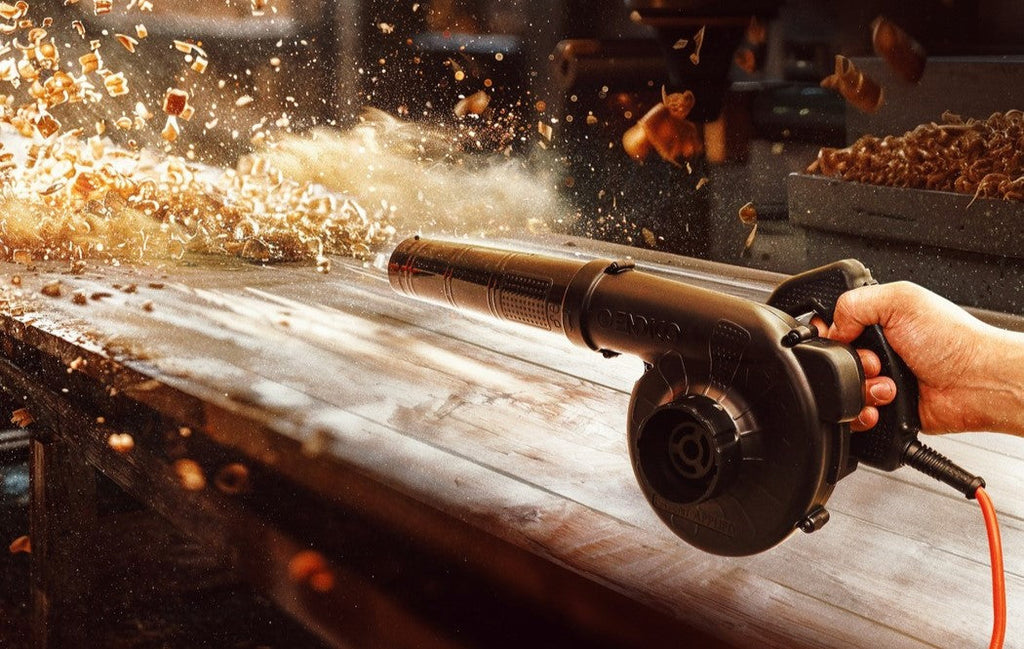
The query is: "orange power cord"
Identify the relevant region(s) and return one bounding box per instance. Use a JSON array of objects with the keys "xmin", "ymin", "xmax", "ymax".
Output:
[{"xmin": 976, "ymin": 487, "xmax": 1006, "ymax": 649}]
